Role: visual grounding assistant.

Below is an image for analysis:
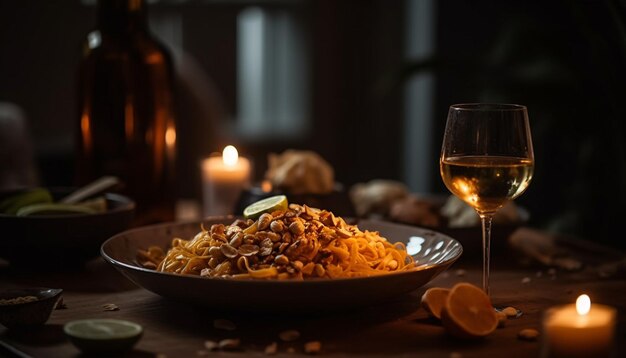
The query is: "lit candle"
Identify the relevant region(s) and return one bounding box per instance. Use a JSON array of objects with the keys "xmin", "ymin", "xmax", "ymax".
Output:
[
  {"xmin": 201, "ymin": 145, "xmax": 251, "ymax": 216},
  {"xmin": 542, "ymin": 294, "xmax": 617, "ymax": 358}
]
